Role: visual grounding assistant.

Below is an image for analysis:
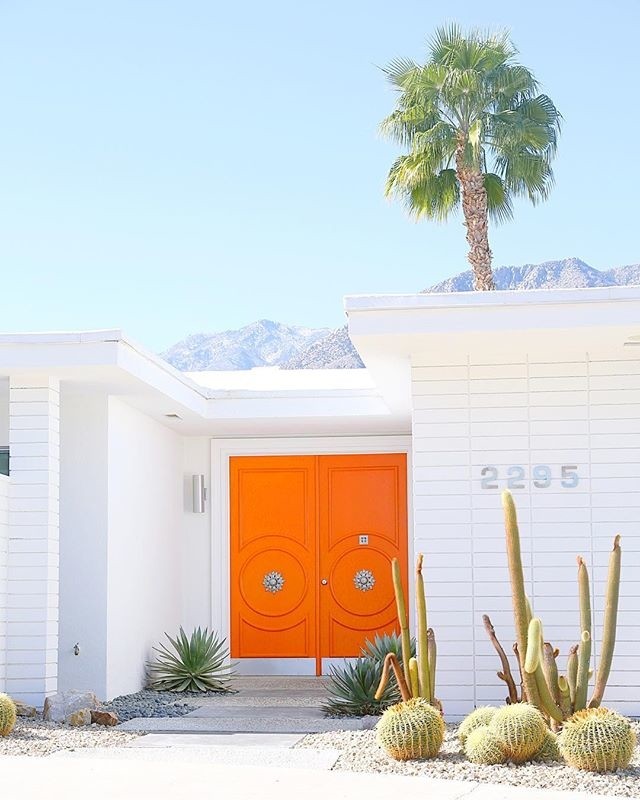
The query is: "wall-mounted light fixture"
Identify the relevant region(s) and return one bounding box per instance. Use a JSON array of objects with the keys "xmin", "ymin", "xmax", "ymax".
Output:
[{"xmin": 192, "ymin": 474, "xmax": 207, "ymax": 513}]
